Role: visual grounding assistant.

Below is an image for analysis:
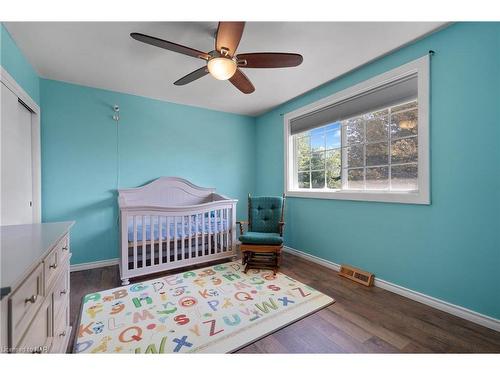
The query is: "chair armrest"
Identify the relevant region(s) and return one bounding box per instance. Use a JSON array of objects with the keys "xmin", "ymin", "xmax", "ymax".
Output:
[
  {"xmin": 278, "ymin": 221, "xmax": 285, "ymax": 236},
  {"xmin": 236, "ymin": 221, "xmax": 249, "ymax": 235}
]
